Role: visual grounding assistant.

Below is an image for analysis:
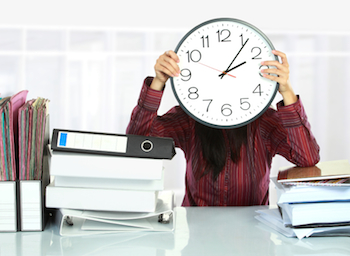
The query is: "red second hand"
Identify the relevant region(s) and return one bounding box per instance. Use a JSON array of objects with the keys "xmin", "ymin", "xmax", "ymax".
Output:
[{"xmin": 198, "ymin": 62, "xmax": 236, "ymax": 78}]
